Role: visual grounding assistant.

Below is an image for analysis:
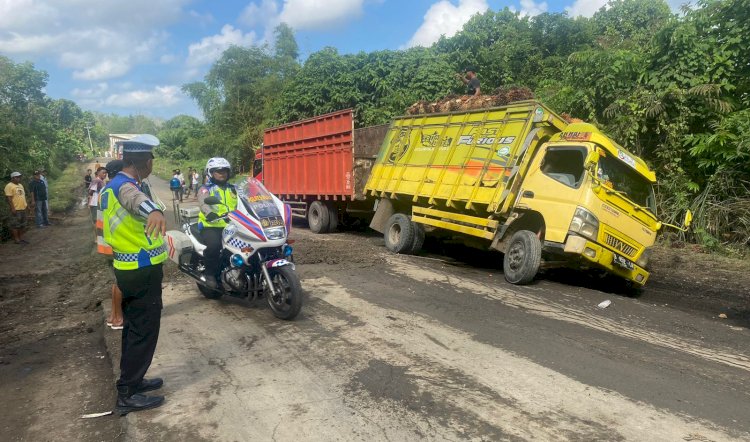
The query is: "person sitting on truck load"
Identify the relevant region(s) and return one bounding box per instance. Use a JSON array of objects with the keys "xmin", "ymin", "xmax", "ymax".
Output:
[
  {"xmin": 197, "ymin": 157, "xmax": 238, "ymax": 289},
  {"xmin": 457, "ymin": 67, "xmax": 480, "ymax": 96}
]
